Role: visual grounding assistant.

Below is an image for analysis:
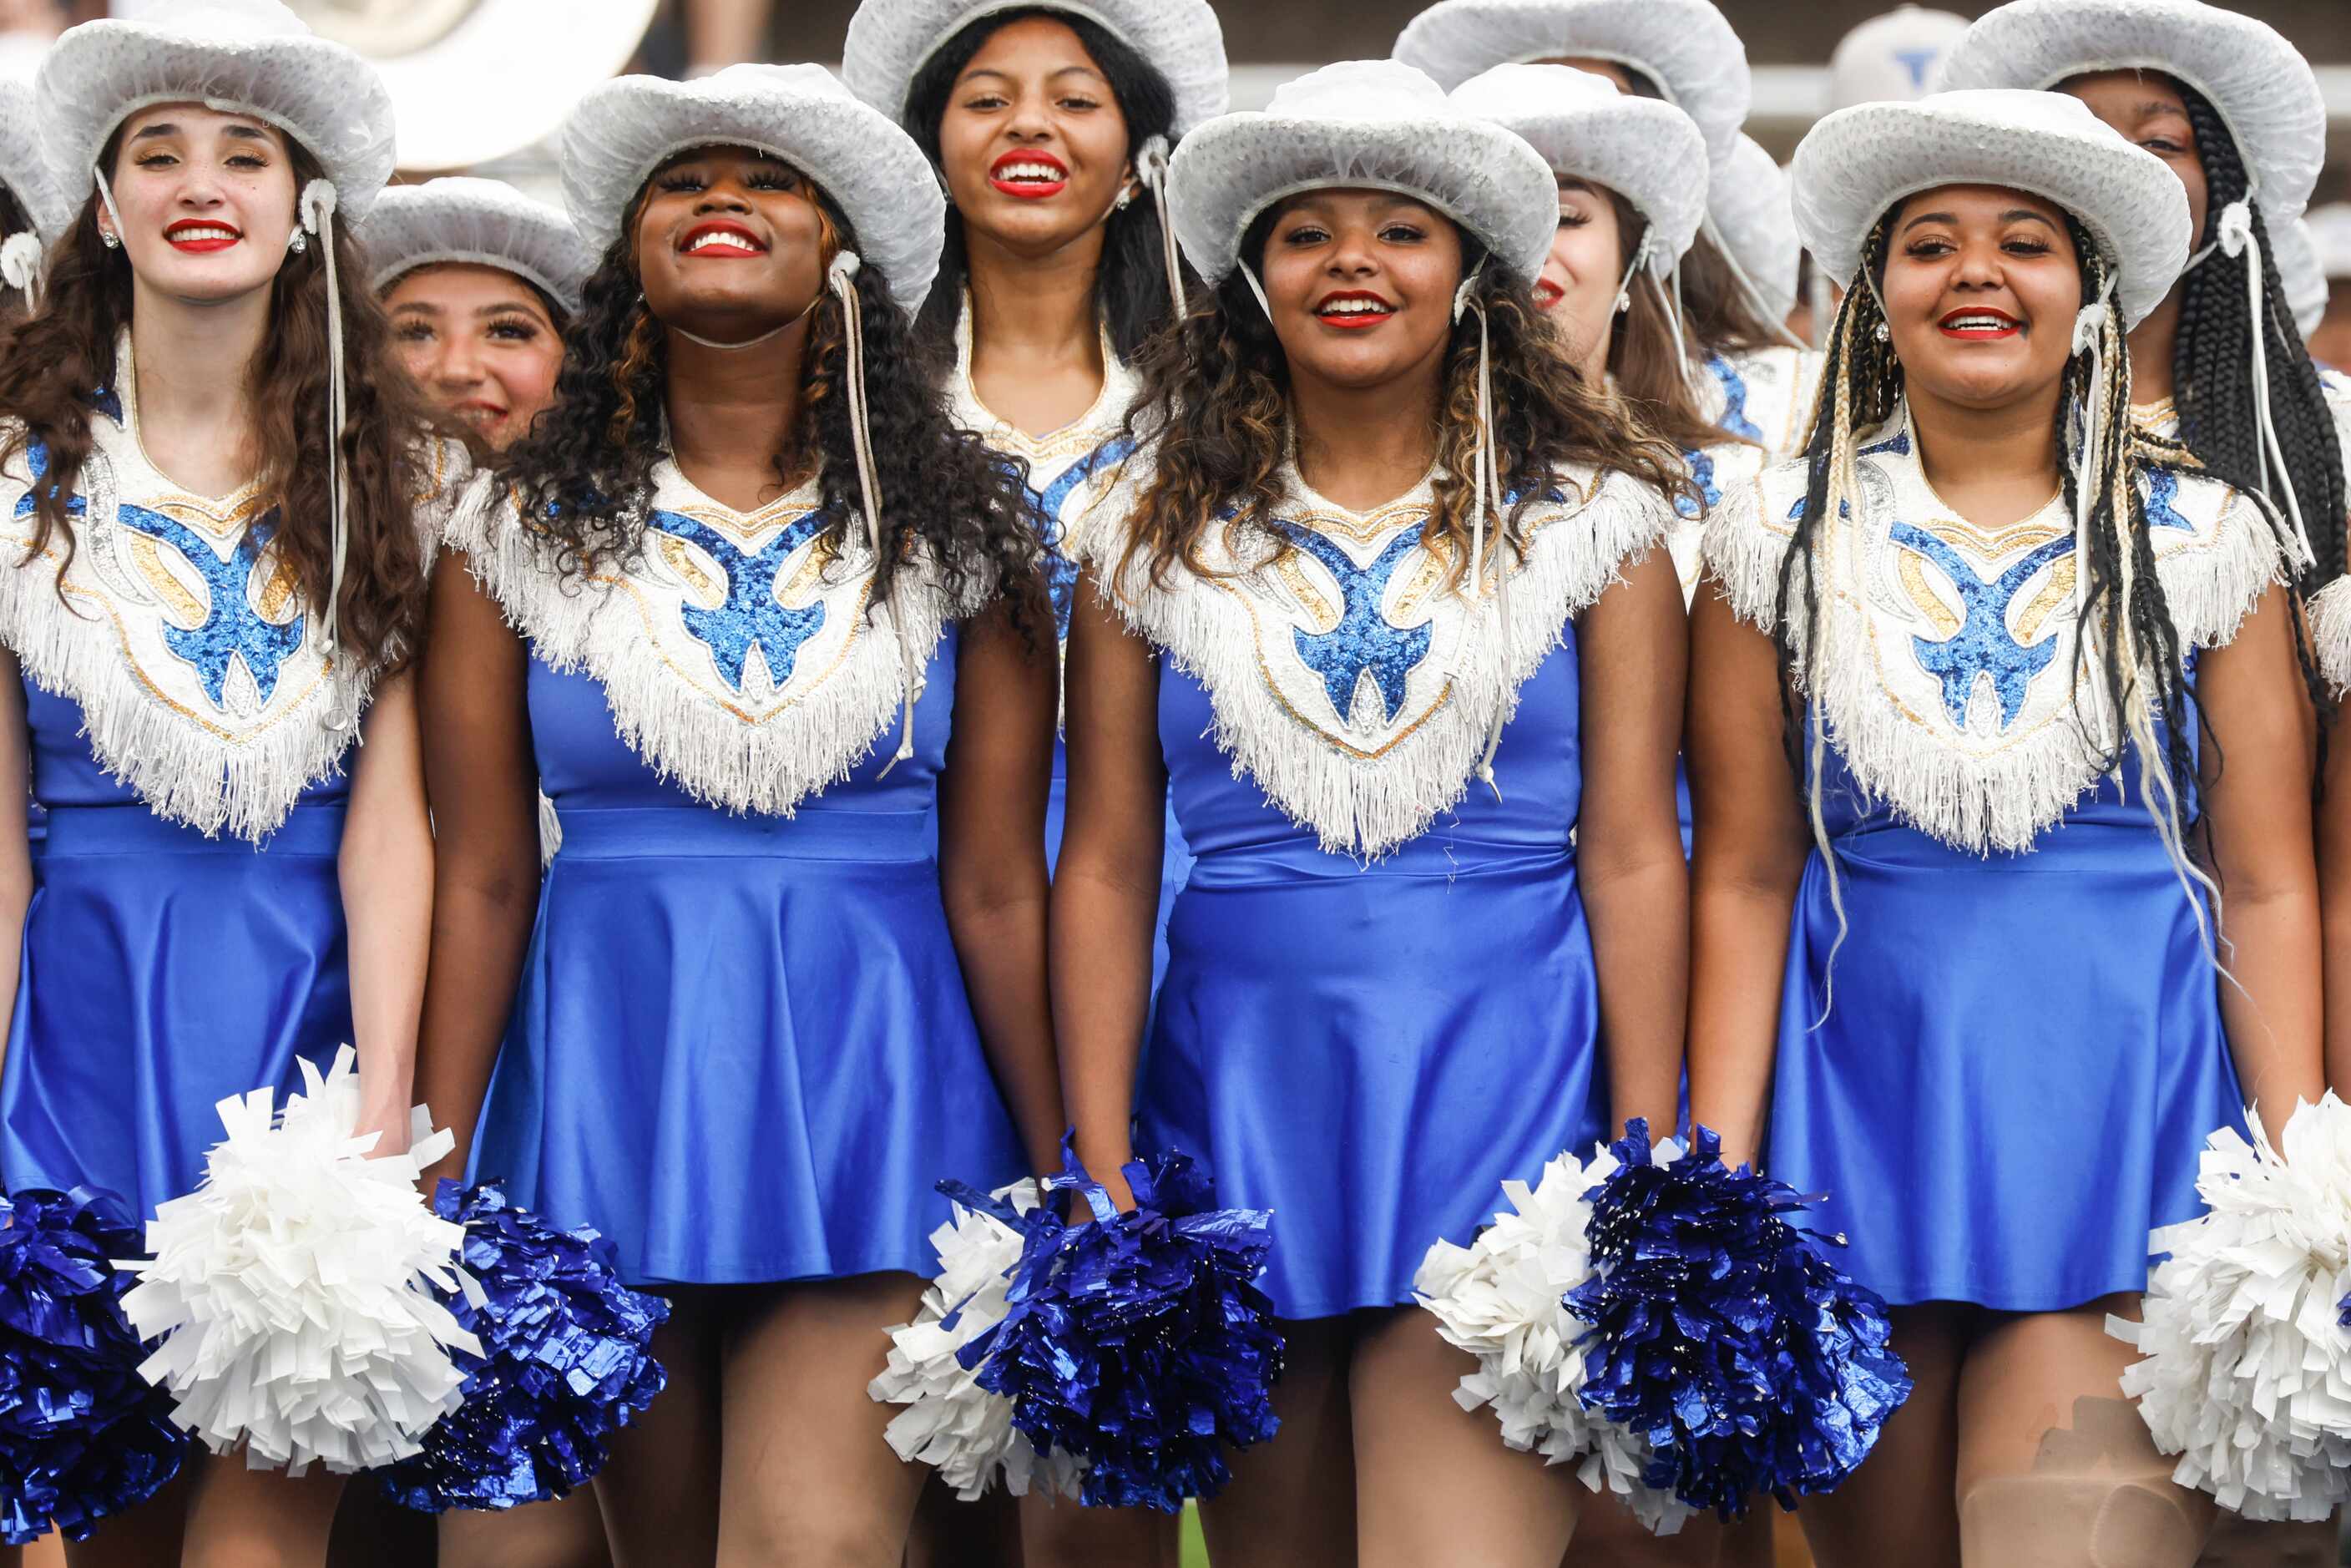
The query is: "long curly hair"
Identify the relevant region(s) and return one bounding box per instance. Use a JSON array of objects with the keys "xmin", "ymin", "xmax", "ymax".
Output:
[
  {"xmin": 904, "ymin": 5, "xmax": 1191, "ymax": 363},
  {"xmin": 1118, "ymin": 215, "xmax": 1694, "ymax": 587},
  {"xmin": 1597, "ymin": 186, "xmax": 1736, "ymax": 453},
  {"xmin": 497, "ymin": 156, "xmax": 1042, "ymax": 629},
  {"xmin": 2170, "ymin": 79, "xmax": 2346, "ymax": 590},
  {"xmin": 0, "ymin": 134, "xmax": 434, "ymax": 670}
]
